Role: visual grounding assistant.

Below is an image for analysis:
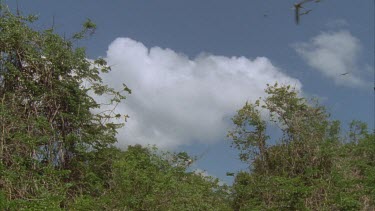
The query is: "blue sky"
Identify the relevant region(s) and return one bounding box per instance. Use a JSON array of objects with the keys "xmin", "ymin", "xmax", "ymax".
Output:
[{"xmin": 7, "ymin": 0, "xmax": 374, "ymax": 184}]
